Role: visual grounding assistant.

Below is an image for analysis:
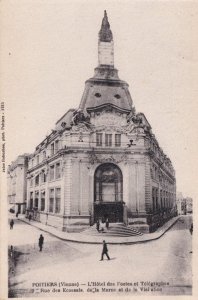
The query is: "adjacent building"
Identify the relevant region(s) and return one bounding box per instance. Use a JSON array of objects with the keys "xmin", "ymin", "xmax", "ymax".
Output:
[
  {"xmin": 176, "ymin": 192, "xmax": 193, "ymax": 215},
  {"xmin": 7, "ymin": 154, "xmax": 29, "ymax": 214},
  {"xmin": 176, "ymin": 192, "xmax": 184, "ymax": 215},
  {"xmin": 26, "ymin": 11, "xmax": 176, "ymax": 232}
]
